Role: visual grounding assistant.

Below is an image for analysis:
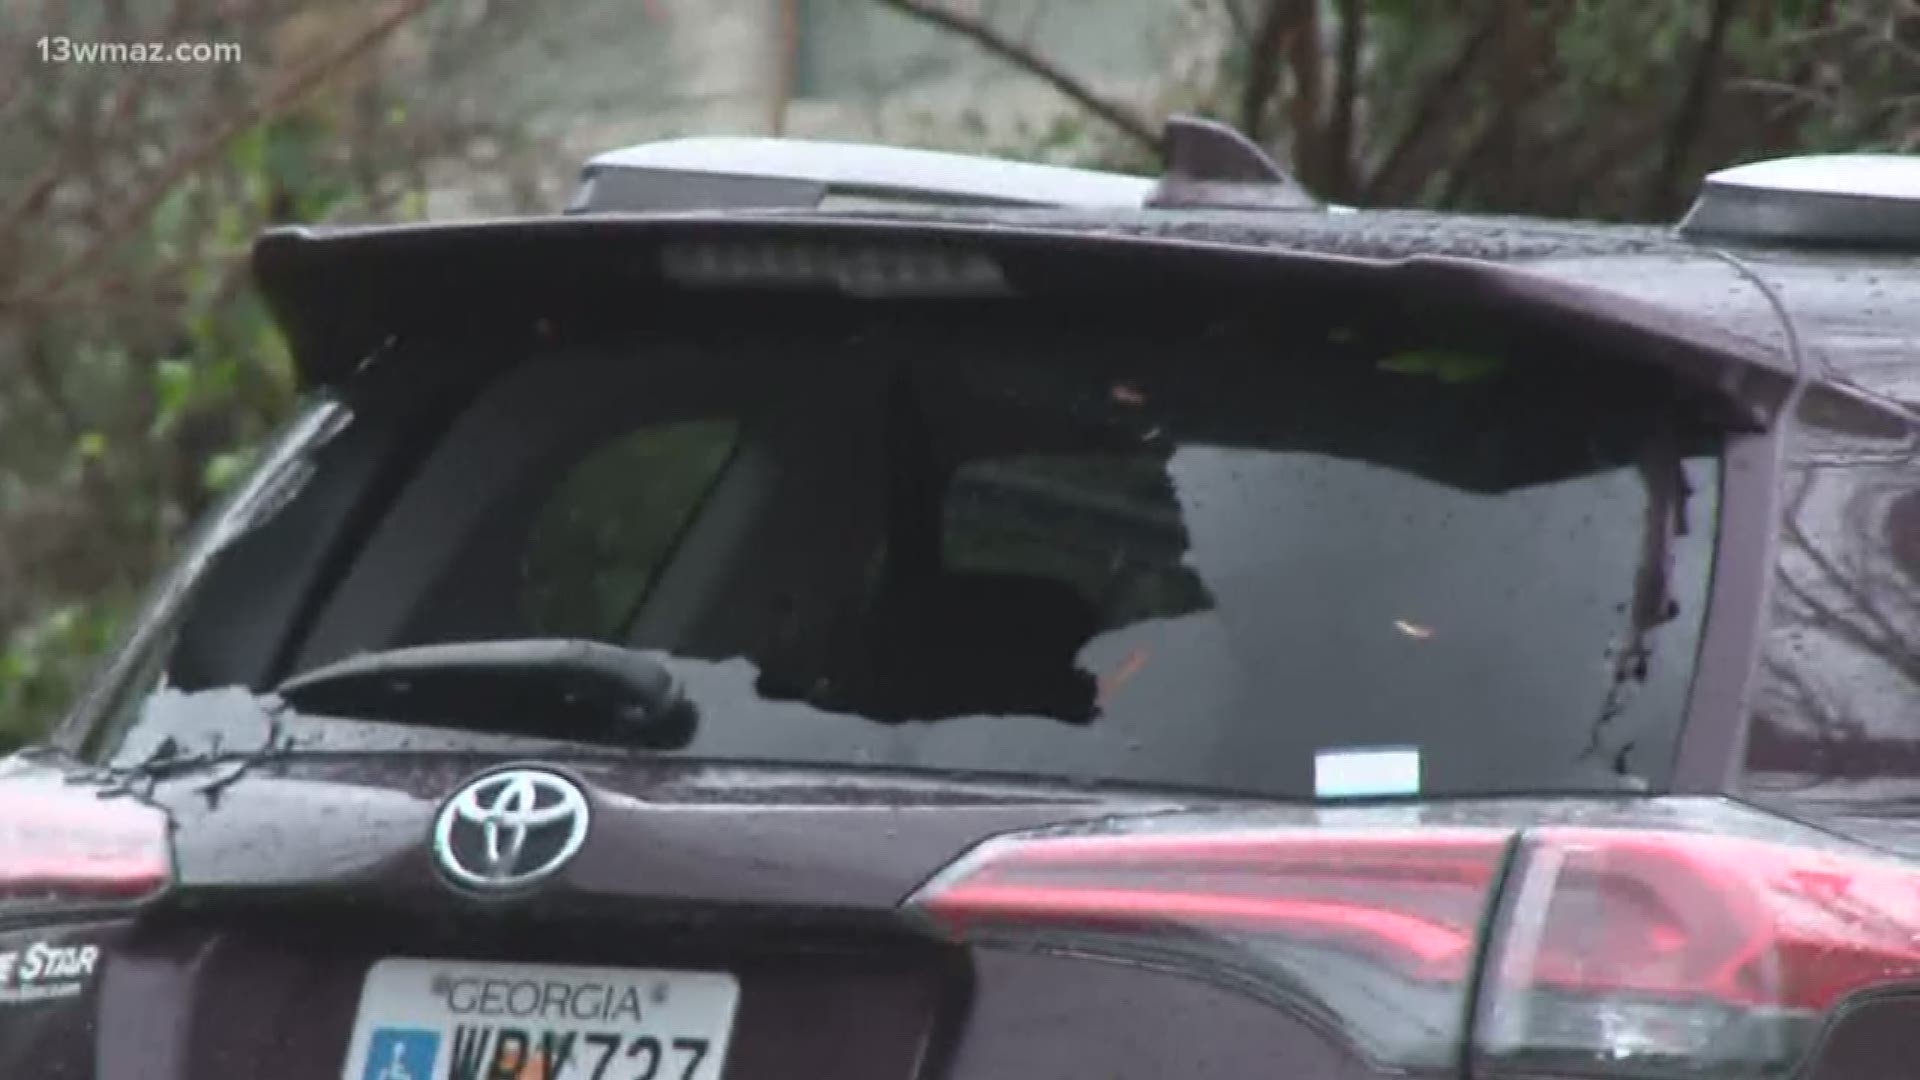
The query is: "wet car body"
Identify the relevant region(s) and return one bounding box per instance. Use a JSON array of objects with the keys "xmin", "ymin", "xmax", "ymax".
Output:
[{"xmin": 5, "ymin": 140, "xmax": 1920, "ymax": 1080}]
